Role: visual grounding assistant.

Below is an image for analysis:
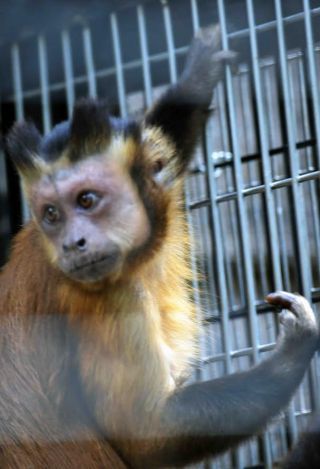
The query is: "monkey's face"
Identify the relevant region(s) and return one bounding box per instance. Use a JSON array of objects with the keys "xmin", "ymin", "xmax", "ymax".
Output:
[
  {"xmin": 6, "ymin": 100, "xmax": 183, "ymax": 285},
  {"xmin": 28, "ymin": 154, "xmax": 151, "ymax": 283}
]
